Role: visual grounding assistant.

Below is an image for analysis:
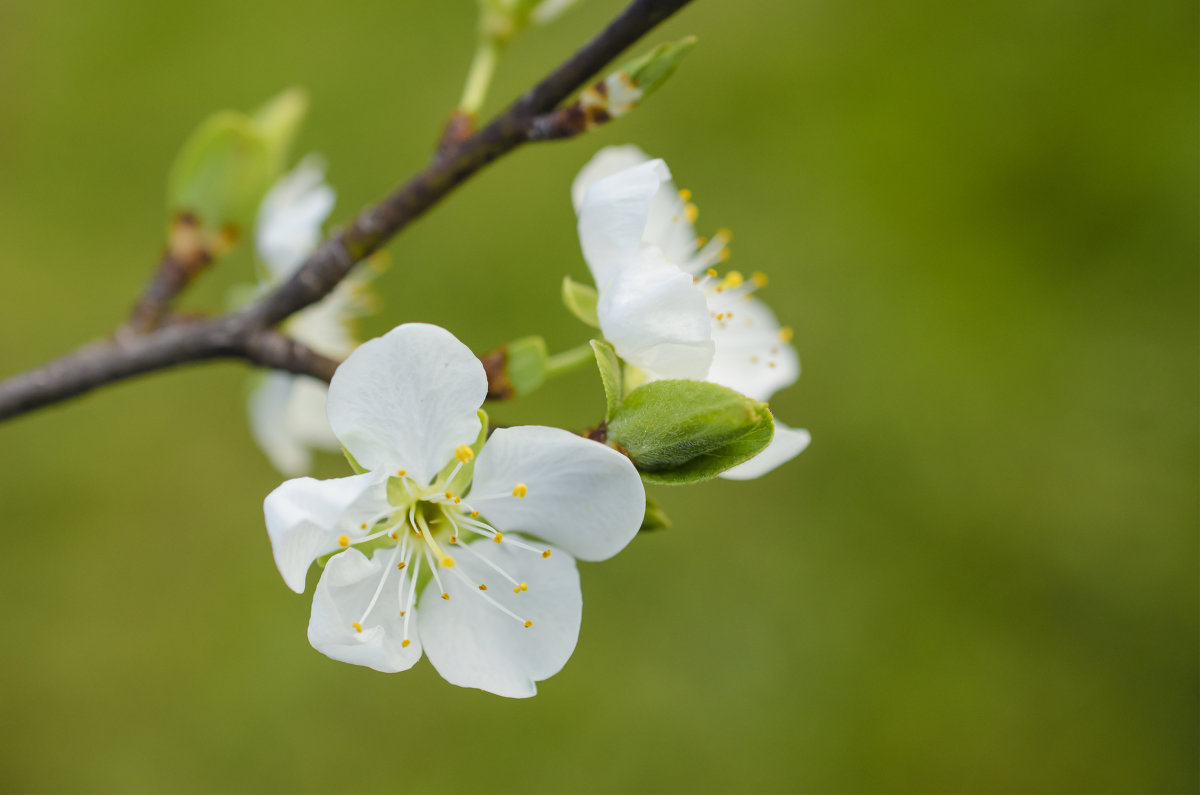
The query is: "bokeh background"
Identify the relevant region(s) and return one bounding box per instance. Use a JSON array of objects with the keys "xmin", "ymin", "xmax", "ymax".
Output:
[{"xmin": 0, "ymin": 1, "xmax": 1195, "ymax": 792}]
